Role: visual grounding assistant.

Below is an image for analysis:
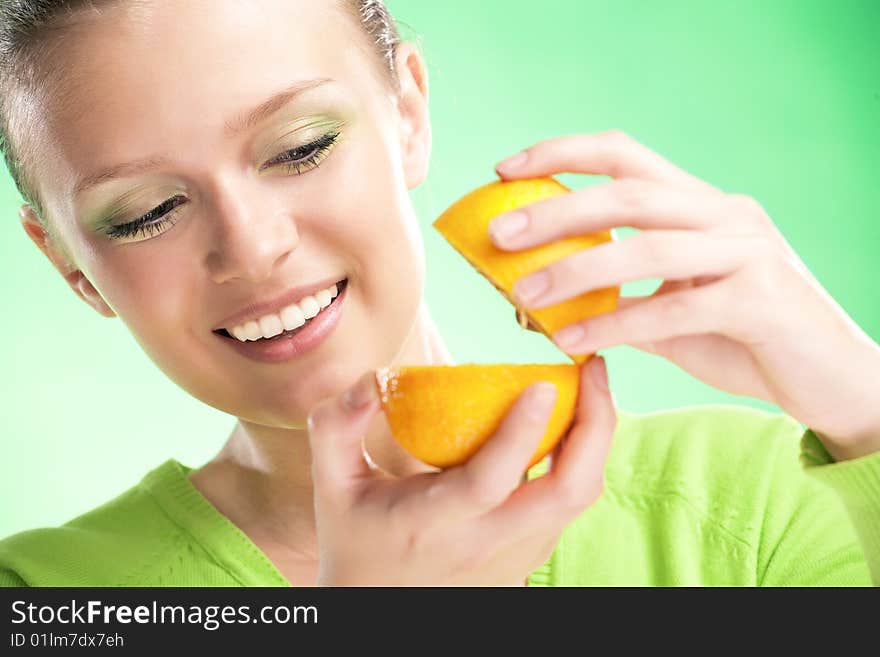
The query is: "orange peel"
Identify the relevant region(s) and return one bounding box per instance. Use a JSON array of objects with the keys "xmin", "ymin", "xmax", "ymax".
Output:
[
  {"xmin": 433, "ymin": 177, "xmax": 620, "ymax": 364},
  {"xmin": 376, "ymin": 364, "xmax": 579, "ymax": 470}
]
